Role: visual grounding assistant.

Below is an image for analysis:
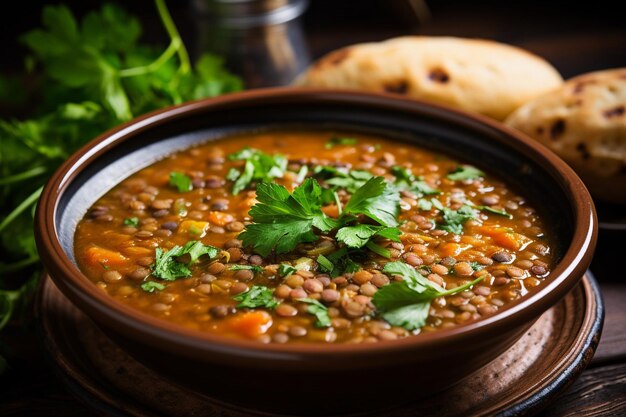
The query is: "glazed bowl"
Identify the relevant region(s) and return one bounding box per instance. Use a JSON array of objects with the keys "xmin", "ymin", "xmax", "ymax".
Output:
[{"xmin": 35, "ymin": 89, "xmax": 597, "ymax": 415}]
